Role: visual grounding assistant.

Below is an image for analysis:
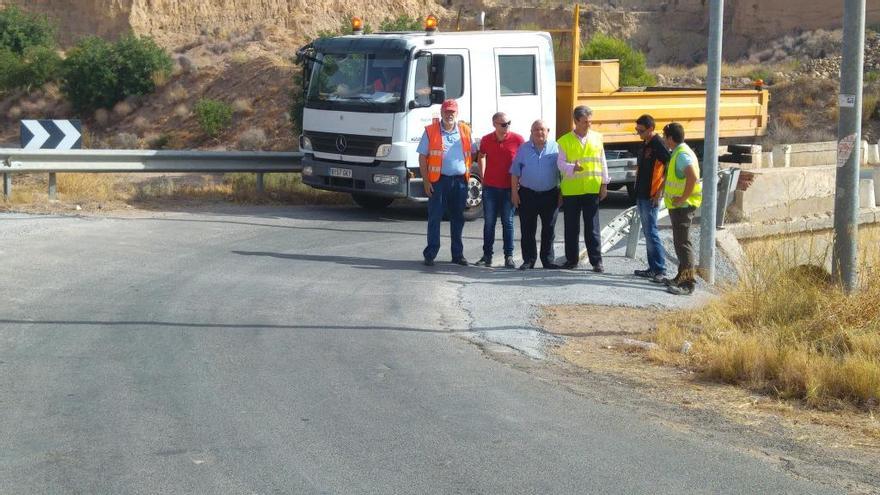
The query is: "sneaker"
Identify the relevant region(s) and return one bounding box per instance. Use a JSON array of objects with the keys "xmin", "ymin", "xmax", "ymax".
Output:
[
  {"xmin": 504, "ymin": 256, "xmax": 516, "ymax": 269},
  {"xmin": 519, "ymin": 260, "xmax": 535, "ymax": 270},
  {"xmin": 592, "ymin": 263, "xmax": 604, "ymax": 273},
  {"xmin": 451, "ymin": 257, "xmax": 470, "ymax": 266},
  {"xmin": 667, "ymin": 282, "xmax": 695, "ymax": 295},
  {"xmin": 474, "ymin": 256, "xmax": 492, "ymax": 267},
  {"xmin": 634, "ymin": 268, "xmax": 655, "ymax": 278},
  {"xmin": 649, "ymin": 272, "xmax": 667, "ymax": 284},
  {"xmin": 423, "ymin": 258, "xmax": 435, "ymax": 266}
]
